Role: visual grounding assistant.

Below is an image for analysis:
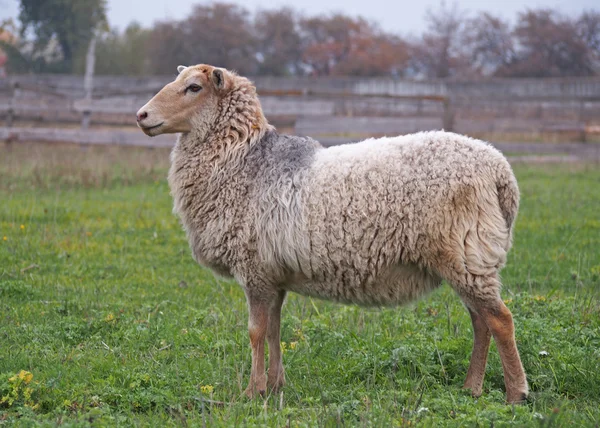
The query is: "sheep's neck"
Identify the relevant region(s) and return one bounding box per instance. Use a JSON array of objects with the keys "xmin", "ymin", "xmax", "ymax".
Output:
[
  {"xmin": 176, "ymin": 122, "xmax": 271, "ymax": 174},
  {"xmin": 170, "ymin": 88, "xmax": 273, "ymax": 234},
  {"xmin": 169, "ymin": 126, "xmax": 271, "ymax": 274},
  {"xmin": 170, "ymin": 120, "xmax": 271, "ymax": 214}
]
